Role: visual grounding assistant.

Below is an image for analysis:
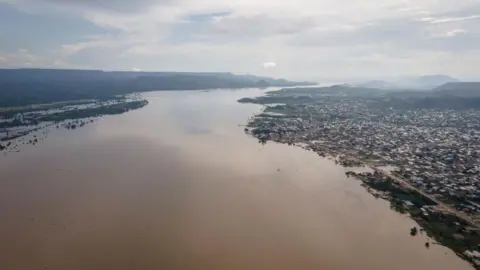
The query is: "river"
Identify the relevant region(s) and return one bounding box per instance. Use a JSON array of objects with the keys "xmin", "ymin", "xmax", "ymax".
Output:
[{"xmin": 0, "ymin": 88, "xmax": 473, "ymax": 270}]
